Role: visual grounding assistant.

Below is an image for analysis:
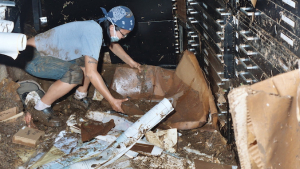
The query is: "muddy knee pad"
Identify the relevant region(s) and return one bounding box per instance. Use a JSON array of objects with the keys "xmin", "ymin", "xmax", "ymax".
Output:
[{"xmin": 60, "ymin": 64, "xmax": 83, "ymax": 84}]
